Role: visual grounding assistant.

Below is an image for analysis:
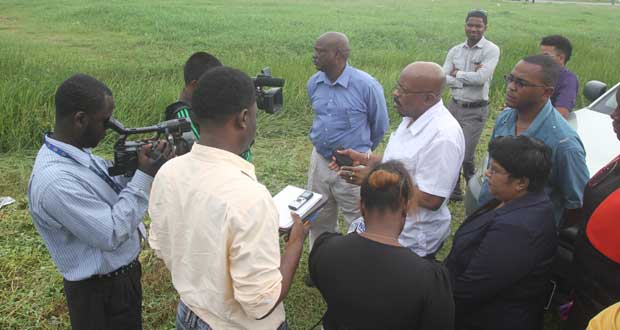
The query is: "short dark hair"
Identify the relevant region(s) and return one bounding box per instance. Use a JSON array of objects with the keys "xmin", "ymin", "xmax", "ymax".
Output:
[
  {"xmin": 55, "ymin": 73, "xmax": 112, "ymax": 119},
  {"xmin": 360, "ymin": 160, "xmax": 415, "ymax": 213},
  {"xmin": 540, "ymin": 35, "xmax": 573, "ymax": 63},
  {"xmin": 183, "ymin": 52, "xmax": 222, "ymax": 85},
  {"xmin": 488, "ymin": 135, "xmax": 551, "ymax": 192},
  {"xmin": 522, "ymin": 54, "xmax": 562, "ymax": 87},
  {"xmin": 466, "ymin": 9, "xmax": 487, "ymax": 25},
  {"xmin": 191, "ymin": 66, "xmax": 256, "ymax": 122}
]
